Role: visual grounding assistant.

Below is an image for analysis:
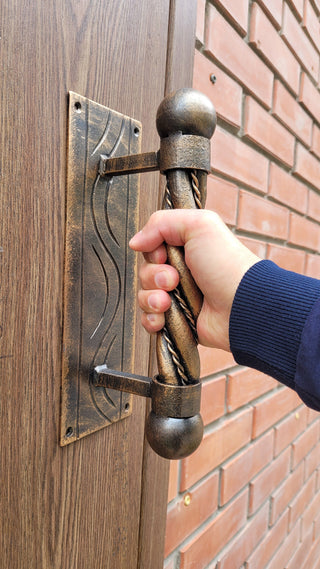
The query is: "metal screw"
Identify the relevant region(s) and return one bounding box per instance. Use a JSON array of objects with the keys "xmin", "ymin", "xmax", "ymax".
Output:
[
  {"xmin": 210, "ymin": 73, "xmax": 217, "ymax": 84},
  {"xmin": 184, "ymin": 493, "xmax": 192, "ymax": 506}
]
